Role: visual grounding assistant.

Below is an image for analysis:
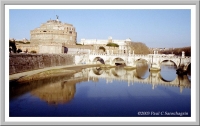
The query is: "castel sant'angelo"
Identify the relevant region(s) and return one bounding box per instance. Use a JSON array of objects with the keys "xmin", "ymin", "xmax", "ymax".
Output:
[
  {"xmin": 30, "ymin": 15, "xmax": 77, "ymax": 45},
  {"xmin": 16, "ymin": 16, "xmax": 132, "ymax": 54}
]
